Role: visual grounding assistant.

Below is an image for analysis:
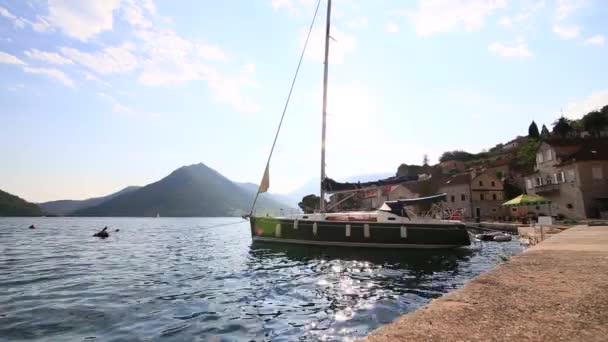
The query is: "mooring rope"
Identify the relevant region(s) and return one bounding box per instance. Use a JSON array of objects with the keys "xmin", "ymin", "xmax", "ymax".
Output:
[{"xmin": 247, "ymin": 0, "xmax": 322, "ymax": 217}]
